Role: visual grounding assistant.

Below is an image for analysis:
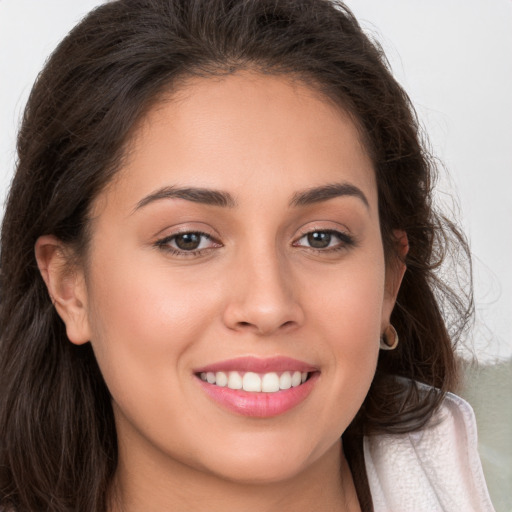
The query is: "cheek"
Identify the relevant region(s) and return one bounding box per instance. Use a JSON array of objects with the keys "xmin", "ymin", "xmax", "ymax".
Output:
[
  {"xmin": 84, "ymin": 252, "xmax": 219, "ymax": 403},
  {"xmin": 308, "ymin": 251, "xmax": 385, "ymax": 406},
  {"xmin": 310, "ymin": 251, "xmax": 386, "ymax": 341}
]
